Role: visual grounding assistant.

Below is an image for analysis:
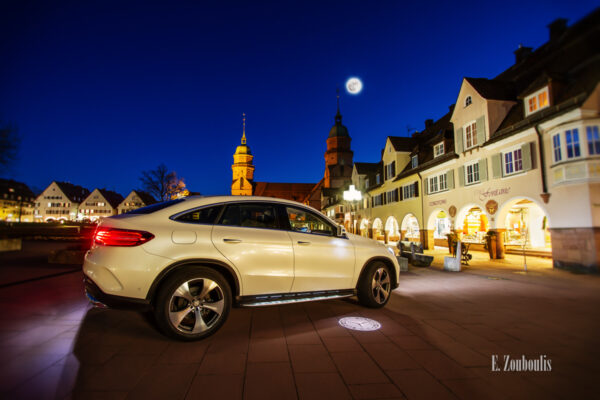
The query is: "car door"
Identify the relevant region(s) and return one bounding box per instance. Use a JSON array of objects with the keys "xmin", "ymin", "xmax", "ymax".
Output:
[
  {"xmin": 211, "ymin": 202, "xmax": 294, "ymax": 295},
  {"xmin": 283, "ymin": 205, "xmax": 355, "ymax": 293}
]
